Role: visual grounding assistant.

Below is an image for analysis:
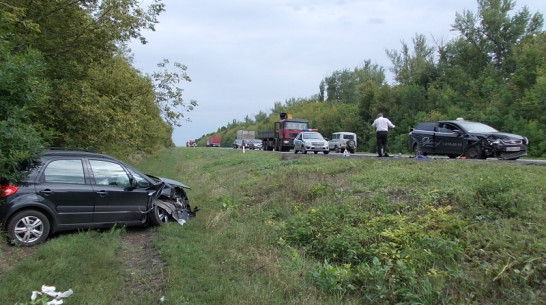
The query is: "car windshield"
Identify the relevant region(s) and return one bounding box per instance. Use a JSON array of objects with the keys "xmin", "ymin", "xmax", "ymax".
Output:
[
  {"xmin": 303, "ymin": 132, "xmax": 324, "ymax": 140},
  {"xmin": 457, "ymin": 121, "xmax": 498, "ymax": 133}
]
